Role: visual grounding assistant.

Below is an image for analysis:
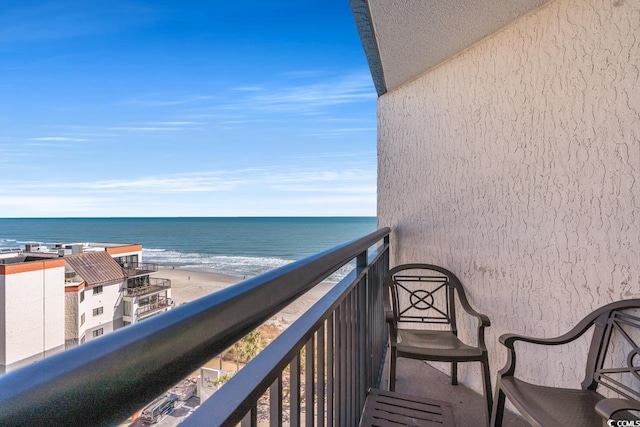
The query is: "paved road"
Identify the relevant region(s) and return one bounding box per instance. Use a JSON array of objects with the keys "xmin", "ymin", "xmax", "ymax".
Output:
[{"xmin": 129, "ymin": 396, "xmax": 200, "ymax": 427}]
